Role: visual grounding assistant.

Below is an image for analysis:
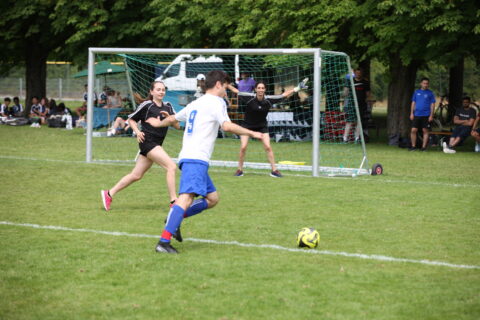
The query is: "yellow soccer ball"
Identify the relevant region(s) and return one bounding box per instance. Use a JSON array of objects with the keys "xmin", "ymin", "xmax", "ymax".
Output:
[{"xmin": 297, "ymin": 227, "xmax": 320, "ymax": 248}]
